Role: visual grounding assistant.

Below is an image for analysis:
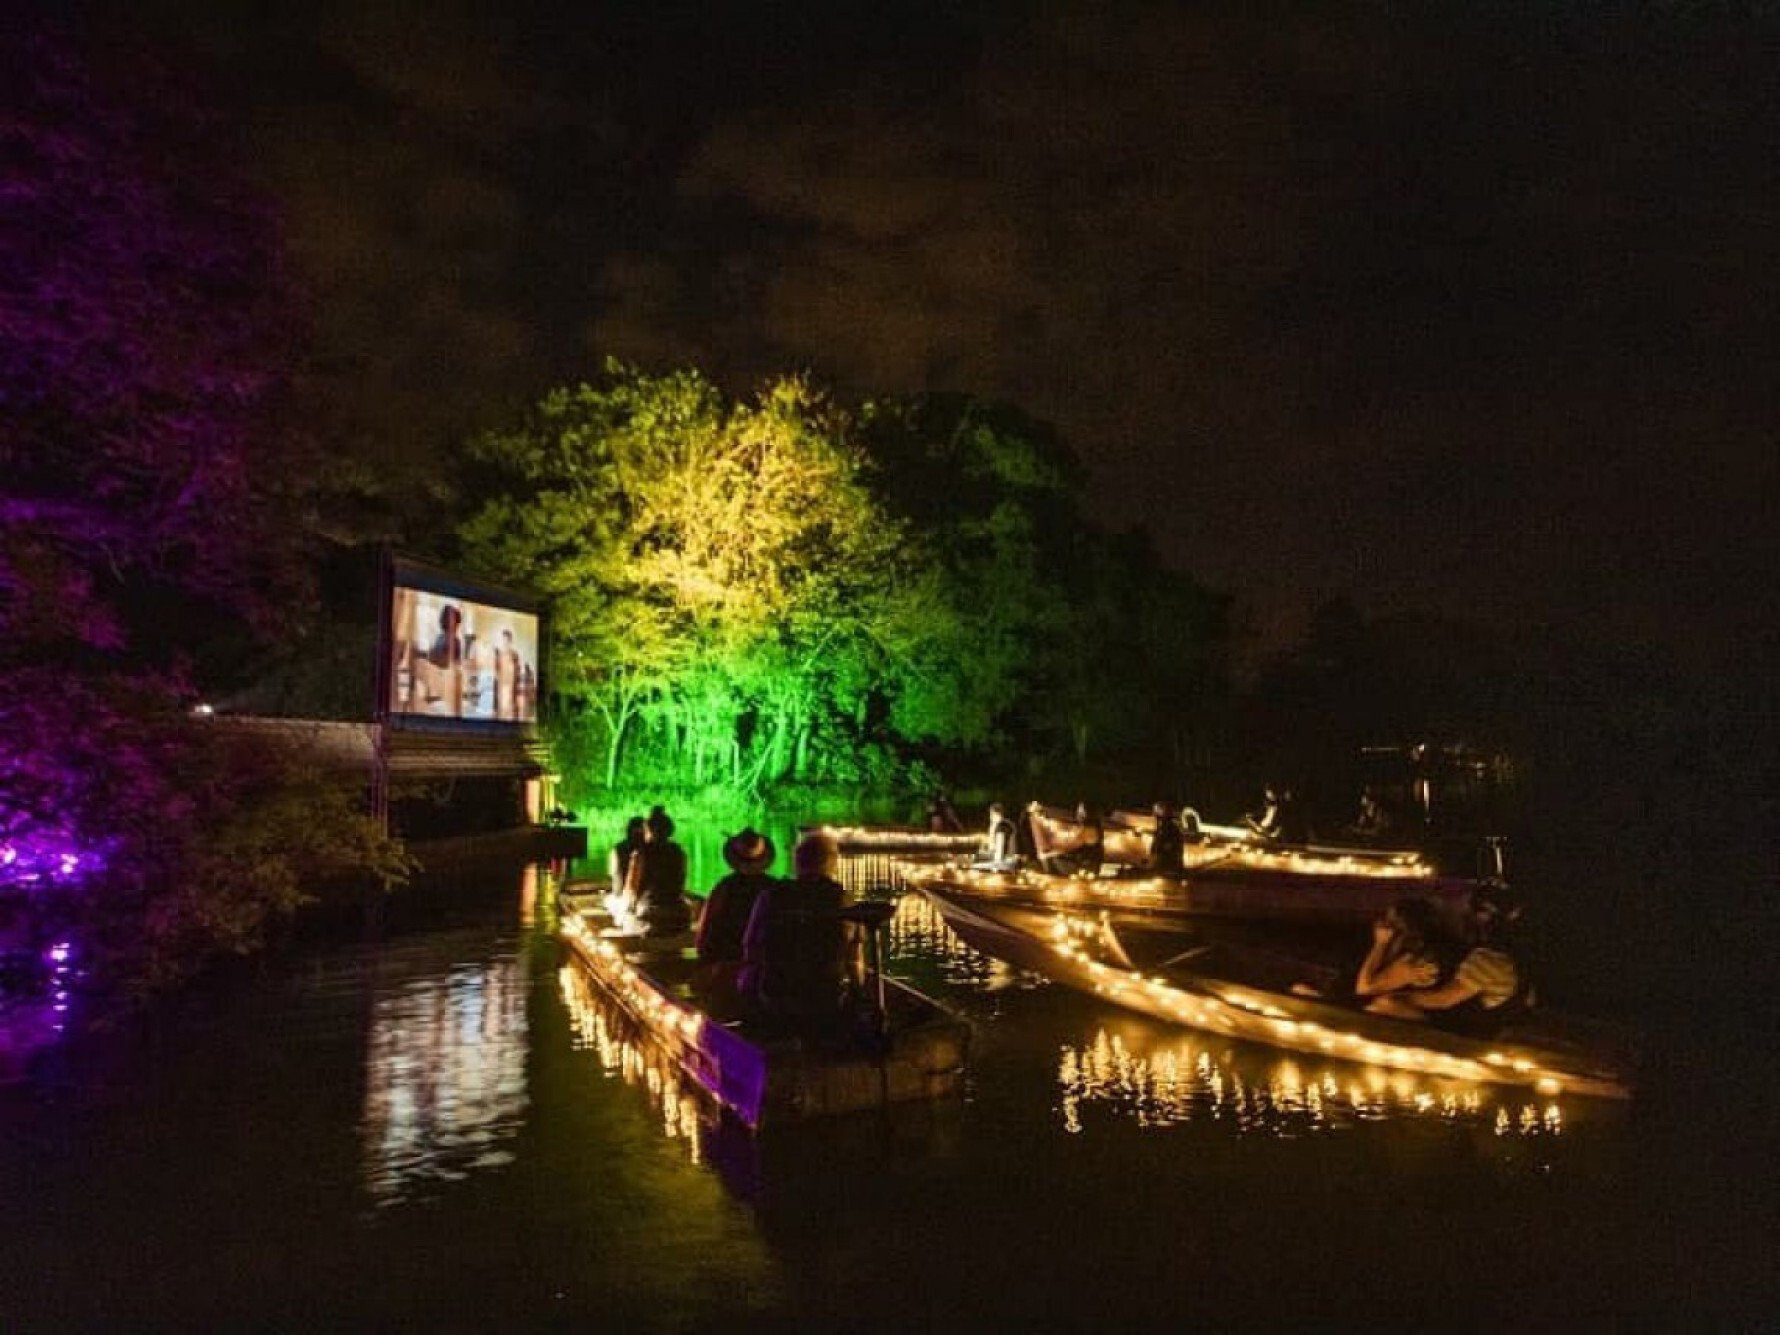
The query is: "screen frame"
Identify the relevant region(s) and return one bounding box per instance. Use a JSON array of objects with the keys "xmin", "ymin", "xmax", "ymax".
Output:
[{"xmin": 378, "ymin": 553, "xmax": 544, "ymax": 732}]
